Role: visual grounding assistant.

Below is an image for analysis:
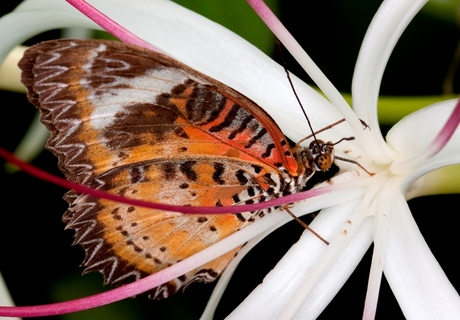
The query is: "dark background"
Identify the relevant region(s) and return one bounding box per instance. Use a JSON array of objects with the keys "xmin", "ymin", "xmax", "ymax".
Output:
[{"xmin": 1, "ymin": 1, "xmax": 459, "ymax": 319}]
